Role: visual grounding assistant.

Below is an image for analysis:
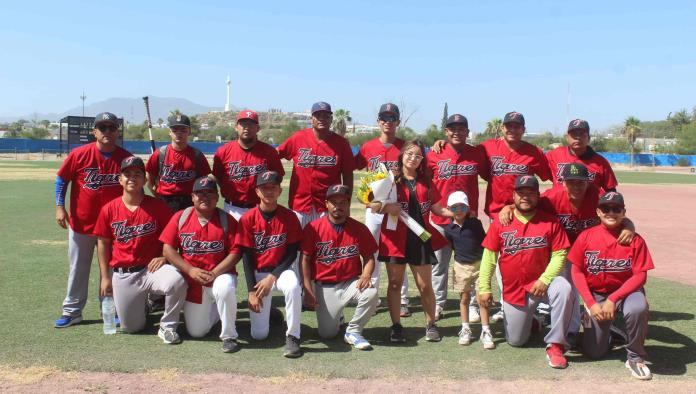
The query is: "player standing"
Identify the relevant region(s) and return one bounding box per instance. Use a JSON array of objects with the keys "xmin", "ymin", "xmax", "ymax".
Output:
[
  {"xmin": 94, "ymin": 156, "xmax": 186, "ymax": 343},
  {"xmin": 301, "ymin": 185, "xmax": 379, "ymax": 350},
  {"xmin": 278, "ymin": 102, "xmax": 355, "ymax": 228},
  {"xmin": 160, "ymin": 177, "xmax": 241, "ymax": 352},
  {"xmin": 146, "ymin": 113, "xmax": 211, "ymax": 212},
  {"xmin": 213, "ymin": 110, "xmax": 284, "ymax": 221},
  {"xmin": 54, "ymin": 112, "xmax": 132, "ymax": 328}
]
